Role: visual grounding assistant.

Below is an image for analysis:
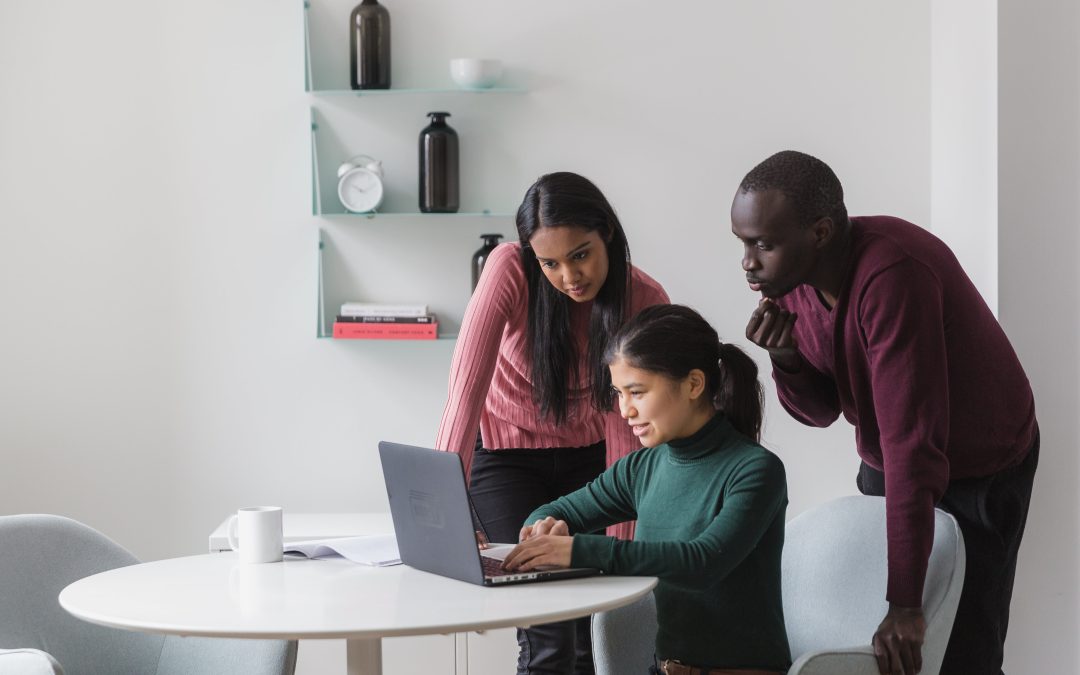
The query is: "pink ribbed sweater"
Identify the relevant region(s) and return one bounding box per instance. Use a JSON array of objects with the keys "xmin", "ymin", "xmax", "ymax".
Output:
[{"xmin": 436, "ymin": 242, "xmax": 669, "ymax": 534}]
